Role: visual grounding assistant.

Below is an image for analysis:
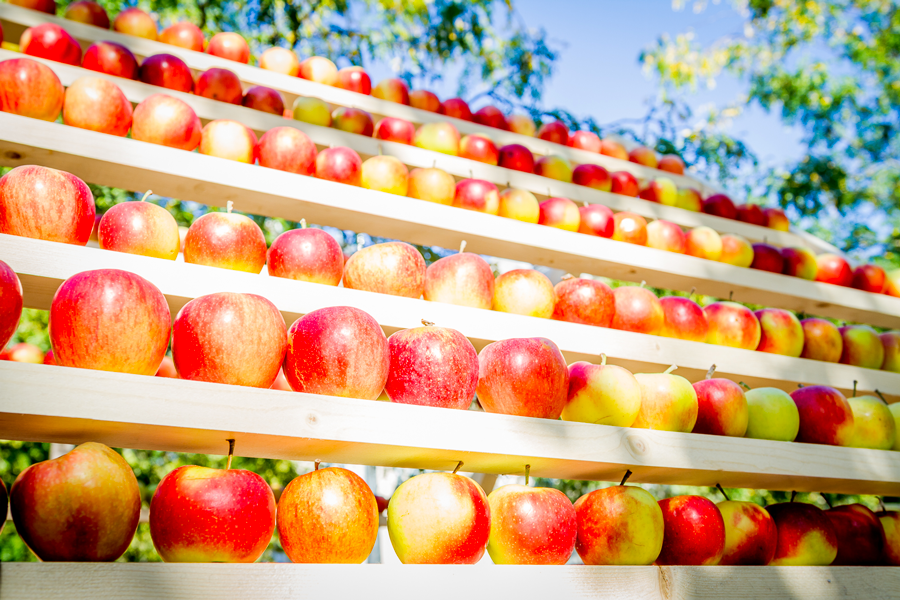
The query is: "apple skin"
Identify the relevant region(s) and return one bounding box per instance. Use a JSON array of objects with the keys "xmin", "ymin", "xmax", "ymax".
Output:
[
  {"xmin": 113, "ymin": 7, "xmax": 157, "ymax": 39},
  {"xmin": 268, "ymin": 227, "xmax": 343, "ymax": 285},
  {"xmin": 292, "ymin": 96, "xmax": 332, "ymax": 127},
  {"xmin": 385, "ymin": 325, "xmax": 478, "ymax": 409},
  {"xmin": 781, "ymin": 246, "xmax": 818, "ymax": 280},
  {"xmin": 612, "ymin": 212, "xmax": 648, "ymax": 245},
  {"xmin": 893, "ymin": 404, "xmax": 900, "ymax": 451},
  {"xmin": 11, "ymin": 442, "xmax": 140, "ymax": 562},
  {"xmin": 539, "ymin": 197, "xmax": 580, "ymax": 232},
  {"xmin": 839, "ymin": 324, "xmax": 885, "ymax": 369},
  {"xmin": 815, "ymin": 253, "xmax": 853, "ymax": 286},
  {"xmin": 736, "ymin": 203, "xmax": 766, "ymax": 226},
  {"xmin": 744, "ymin": 387, "xmax": 800, "ymax": 441},
  {"xmin": 847, "ymin": 395, "xmax": 896, "ymax": 450},
  {"xmin": 459, "ymin": 134, "xmax": 499, "ymax": 165},
  {"xmin": 492, "ymin": 269, "xmax": 556, "ymax": 318},
  {"xmin": 498, "ymin": 188, "xmax": 540, "ymax": 223},
  {"xmin": 800, "ymin": 318, "xmax": 842, "ymax": 363},
  {"xmin": 572, "ymin": 164, "xmax": 612, "ymax": 191},
  {"xmin": 374, "ymin": 117, "xmax": 416, "ymax": 145},
  {"xmin": 826, "ymin": 504, "xmax": 886, "ymax": 566},
  {"xmin": 63, "ymin": 76, "xmax": 133, "ymax": 137},
  {"xmin": 790, "ymin": 385, "xmax": 855, "ymax": 446},
  {"xmin": 298, "ymin": 56, "xmax": 338, "ymax": 85},
  {"xmin": 676, "ymin": 188, "xmax": 703, "ymax": 211},
  {"xmin": 764, "ymin": 207, "xmax": 790, "ymax": 231},
  {"xmin": 139, "ymin": 53, "xmax": 194, "ymax": 93},
  {"xmin": 159, "ymin": 22, "xmax": 206, "ymax": 52},
  {"xmin": 885, "ymin": 269, "xmax": 900, "ymax": 298},
  {"xmin": 702, "ymin": 193, "xmax": 738, "ymax": 220},
  {"xmin": 0, "ymin": 342, "xmax": 43, "ymax": 363},
  {"xmin": 315, "ymin": 146, "xmax": 363, "ymax": 186},
  {"xmin": 567, "ymin": 130, "xmax": 601, "ymax": 153},
  {"xmin": 507, "ymin": 114, "xmax": 536, "ymax": 136},
  {"xmin": 497, "ymin": 144, "xmax": 535, "ymax": 173},
  {"xmin": 611, "ymin": 286, "xmax": 663, "ymax": 335},
  {"xmin": 659, "ymin": 296, "xmax": 708, "ymax": 342},
  {"xmin": 183, "ymin": 211, "xmax": 267, "ymax": 273},
  {"xmin": 335, "ymin": 66, "xmax": 372, "ymax": 94},
  {"xmin": 878, "ymin": 510, "xmax": 900, "ymax": 565},
  {"xmin": 685, "ymin": 226, "xmax": 723, "ymax": 261},
  {"xmin": 454, "ymin": 179, "xmax": 500, "ymax": 215},
  {"xmin": 82, "ymin": 41, "xmax": 140, "ymax": 80},
  {"xmin": 487, "ymin": 485, "xmax": 576, "ymax": 565},
  {"xmin": 372, "ymin": 77, "xmax": 410, "ymax": 104},
  {"xmin": 0, "ymin": 165, "xmax": 94, "ymax": 245},
  {"xmin": 199, "ymin": 119, "xmax": 258, "ymax": 164},
  {"xmin": 409, "ymin": 89, "xmax": 441, "ymax": 112},
  {"xmin": 658, "ymin": 155, "xmax": 685, "ymax": 175},
  {"xmin": 283, "ymin": 306, "xmax": 389, "ymax": 399},
  {"xmin": 703, "ymin": 302, "xmax": 761, "ymax": 350},
  {"xmin": 388, "ymin": 472, "xmax": 490, "ymax": 564},
  {"xmin": 98, "ymin": 200, "xmax": 180, "ymax": 260},
  {"xmin": 257, "ymin": 127, "xmax": 316, "ymax": 175},
  {"xmin": 750, "ymin": 243, "xmax": 785, "ymax": 273},
  {"xmin": 563, "ymin": 360, "xmax": 641, "ymax": 427},
  {"xmin": 646, "ymin": 219, "xmax": 686, "ymax": 254},
  {"xmin": 424, "ymin": 252, "xmax": 495, "ymax": 310},
  {"xmin": 881, "ymin": 331, "xmax": 900, "ymax": 372},
  {"xmin": 611, "ymin": 171, "xmax": 640, "ymax": 197},
  {"xmin": 0, "ymin": 259, "xmax": 23, "ymax": 350},
  {"xmin": 132, "ymin": 94, "xmax": 202, "ymax": 151},
  {"xmin": 20, "ymin": 23, "xmax": 83, "ymax": 66},
  {"xmin": 537, "ymin": 121, "xmax": 569, "ymax": 145},
  {"xmin": 361, "ymin": 155, "xmax": 409, "ymax": 196},
  {"xmin": 656, "ymin": 496, "xmax": 725, "ymax": 566},
  {"xmin": 65, "ymin": 1, "xmax": 110, "ymax": 27},
  {"xmin": 578, "ymin": 204, "xmax": 614, "ymax": 237},
  {"xmin": 439, "ymin": 97, "xmax": 473, "ymax": 121},
  {"xmin": 599, "ymin": 139, "xmax": 629, "ymax": 160},
  {"xmin": 692, "ymin": 378, "xmax": 749, "ymax": 437},
  {"xmin": 476, "ymin": 336, "xmax": 568, "ymax": 419},
  {"xmin": 632, "ymin": 371, "xmax": 699, "ymax": 433},
  {"xmin": 407, "ymin": 167, "xmax": 455, "ymax": 205},
  {"xmin": 575, "ymin": 485, "xmax": 664, "ymax": 565},
  {"xmin": 195, "ymin": 68, "xmax": 243, "ymax": 104},
  {"xmin": 719, "ymin": 234, "xmax": 754, "ymax": 267},
  {"xmin": 552, "ymin": 277, "xmax": 614, "ymax": 327},
  {"xmin": 414, "ymin": 121, "xmax": 461, "ymax": 155},
  {"xmin": 534, "ymin": 155, "xmax": 573, "ymax": 183},
  {"xmin": 852, "ymin": 264, "xmax": 887, "ymax": 293},
  {"xmin": 8, "ymin": 0, "xmax": 55, "ymax": 14},
  {"xmin": 639, "ymin": 178, "xmax": 677, "ymax": 206},
  {"xmin": 754, "ymin": 308, "xmax": 804, "ymax": 357},
  {"xmin": 258, "ymin": 47, "xmax": 299, "ymax": 76},
  {"xmin": 206, "ymin": 32, "xmax": 250, "ymax": 63},
  {"xmin": 628, "ymin": 146, "xmax": 658, "ymax": 169},
  {"xmin": 332, "ymin": 107, "xmax": 375, "ymax": 137},
  {"xmin": 344, "ymin": 242, "xmax": 425, "ymax": 298},
  {"xmin": 473, "ymin": 105, "xmax": 508, "ymax": 130},
  {"xmin": 717, "ymin": 500, "xmax": 777, "ymax": 566},
  {"xmin": 766, "ymin": 502, "xmax": 838, "ymax": 566},
  {"xmin": 156, "ymin": 355, "xmax": 177, "ymax": 378}
]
